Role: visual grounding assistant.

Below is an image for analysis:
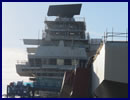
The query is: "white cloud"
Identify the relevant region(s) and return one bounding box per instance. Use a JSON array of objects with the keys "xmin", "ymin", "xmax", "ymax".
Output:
[{"xmin": 2, "ymin": 48, "xmax": 29, "ymax": 94}]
